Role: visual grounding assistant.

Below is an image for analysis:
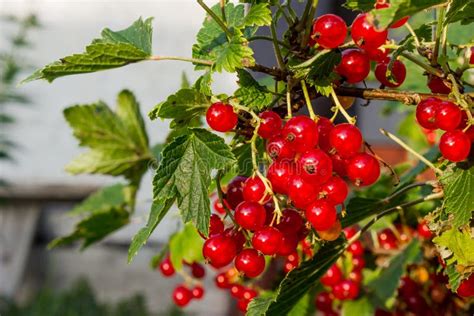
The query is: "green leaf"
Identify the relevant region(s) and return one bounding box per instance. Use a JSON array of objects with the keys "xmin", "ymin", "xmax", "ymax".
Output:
[
  {"xmin": 398, "ymin": 24, "xmax": 432, "ymax": 52},
  {"xmin": 343, "ymin": 0, "xmax": 376, "ymax": 11},
  {"xmin": 366, "ymin": 239, "xmax": 422, "ymax": 308},
  {"xmin": 150, "ymin": 244, "xmax": 169, "ymax": 269},
  {"xmin": 440, "ymin": 167, "xmax": 474, "ymax": 227},
  {"xmin": 247, "ymin": 237, "xmax": 347, "ymax": 315},
  {"xmin": 433, "ymin": 228, "xmax": 474, "ymax": 266},
  {"xmin": 240, "ymin": 3, "xmax": 272, "ymax": 27},
  {"xmin": 169, "ymin": 223, "xmax": 204, "ymax": 271},
  {"xmin": 446, "ymin": 264, "xmax": 462, "ymax": 292},
  {"xmin": 48, "ymin": 207, "xmax": 129, "ymax": 249},
  {"xmin": 148, "ymin": 88, "xmax": 210, "ymax": 129},
  {"xmin": 341, "ymin": 297, "xmax": 374, "ymax": 316},
  {"xmin": 23, "ymin": 18, "xmax": 153, "ymax": 82},
  {"xmin": 287, "ymin": 293, "xmax": 312, "ymax": 316},
  {"xmin": 235, "ymin": 70, "xmax": 273, "ymax": 111},
  {"xmin": 152, "ymin": 128, "xmax": 235, "ymax": 235},
  {"xmin": 195, "ymin": 71, "xmax": 213, "ymax": 96},
  {"xmin": 70, "ymin": 183, "xmax": 127, "ymax": 215},
  {"xmin": 213, "ymin": 30, "xmax": 255, "ymax": 72},
  {"xmin": 444, "ymin": 0, "xmax": 474, "ymax": 26},
  {"xmin": 64, "ymin": 90, "xmax": 150, "ymax": 181},
  {"xmin": 128, "ymin": 199, "xmax": 175, "ymax": 263},
  {"xmin": 370, "ymin": 0, "xmax": 445, "ymax": 29},
  {"xmin": 232, "ymin": 137, "xmax": 265, "ymax": 177},
  {"xmin": 299, "ymin": 51, "xmax": 341, "ymax": 96}
]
